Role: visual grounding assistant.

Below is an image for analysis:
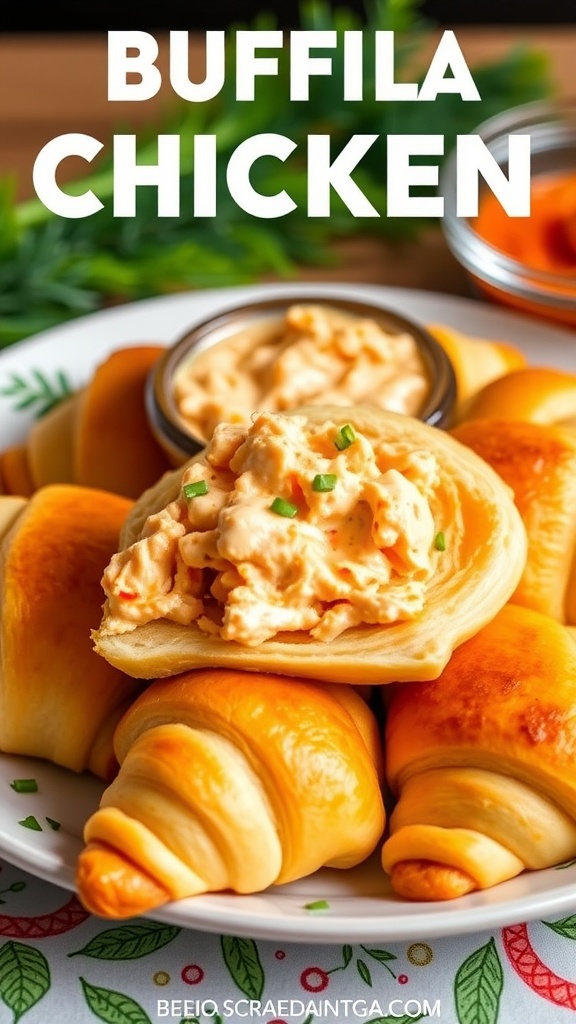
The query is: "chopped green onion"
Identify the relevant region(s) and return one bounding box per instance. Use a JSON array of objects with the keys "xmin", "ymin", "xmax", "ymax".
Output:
[
  {"xmin": 270, "ymin": 497, "xmax": 298, "ymax": 518},
  {"xmin": 183, "ymin": 480, "xmax": 209, "ymax": 500},
  {"xmin": 312, "ymin": 473, "xmax": 338, "ymax": 493},
  {"xmin": 18, "ymin": 816, "xmax": 42, "ymax": 831},
  {"xmin": 304, "ymin": 899, "xmax": 330, "ymax": 912},
  {"xmin": 334, "ymin": 424, "xmax": 357, "ymax": 451},
  {"xmin": 10, "ymin": 779, "xmax": 38, "ymax": 793},
  {"xmin": 45, "ymin": 817, "xmax": 61, "ymax": 831},
  {"xmin": 434, "ymin": 531, "xmax": 446, "ymax": 552}
]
